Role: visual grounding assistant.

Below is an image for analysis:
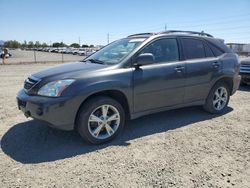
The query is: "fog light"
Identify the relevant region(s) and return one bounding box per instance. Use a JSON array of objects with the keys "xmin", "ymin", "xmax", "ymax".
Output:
[
  {"xmin": 36, "ymin": 108, "xmax": 43, "ymax": 116},
  {"xmin": 24, "ymin": 111, "xmax": 31, "ymax": 118}
]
